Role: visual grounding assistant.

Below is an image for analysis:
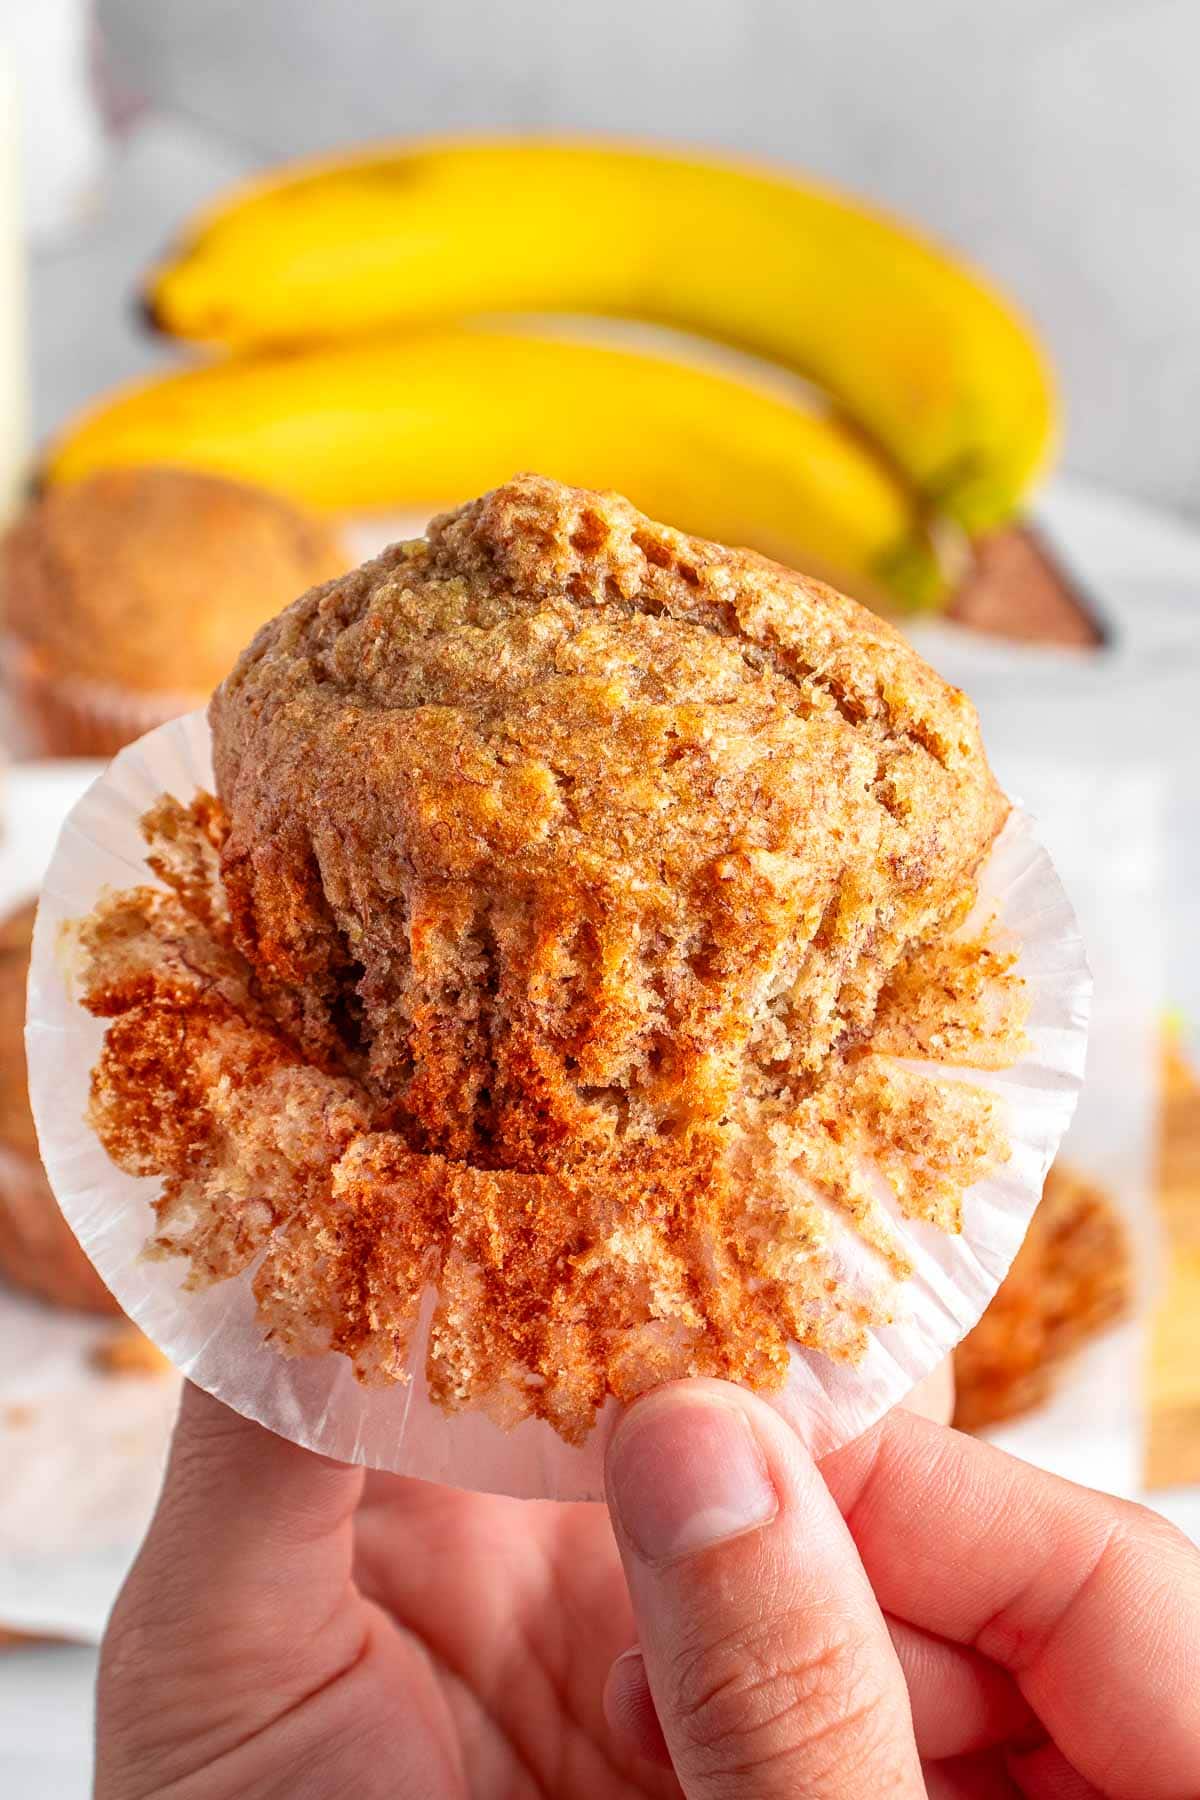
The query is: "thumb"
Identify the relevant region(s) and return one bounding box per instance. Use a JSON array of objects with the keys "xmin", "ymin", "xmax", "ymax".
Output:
[
  {"xmin": 125, "ymin": 1380, "xmax": 364, "ymax": 1648},
  {"xmin": 604, "ymin": 1380, "xmax": 923, "ymax": 1798}
]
